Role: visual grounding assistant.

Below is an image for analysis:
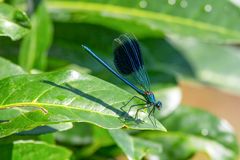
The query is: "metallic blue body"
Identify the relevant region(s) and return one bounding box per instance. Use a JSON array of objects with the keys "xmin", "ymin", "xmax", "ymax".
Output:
[{"xmin": 145, "ymin": 93, "xmax": 156, "ymax": 104}]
